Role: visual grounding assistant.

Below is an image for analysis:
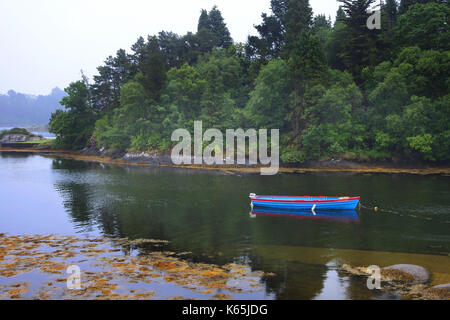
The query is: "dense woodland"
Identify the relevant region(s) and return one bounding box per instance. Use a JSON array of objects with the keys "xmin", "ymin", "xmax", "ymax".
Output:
[{"xmin": 49, "ymin": 0, "xmax": 449, "ymax": 163}]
